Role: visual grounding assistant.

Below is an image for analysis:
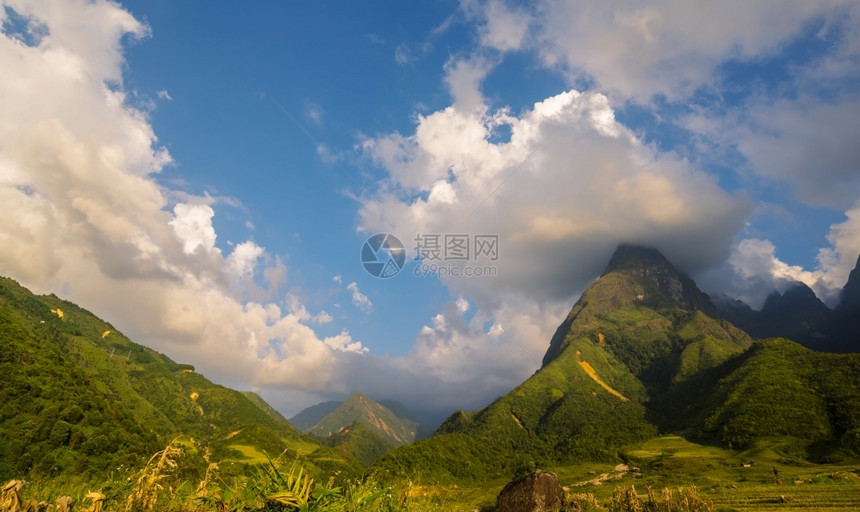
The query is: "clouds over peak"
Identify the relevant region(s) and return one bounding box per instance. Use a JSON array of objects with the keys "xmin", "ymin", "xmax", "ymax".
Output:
[{"xmin": 361, "ymin": 86, "xmax": 749, "ymax": 306}]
